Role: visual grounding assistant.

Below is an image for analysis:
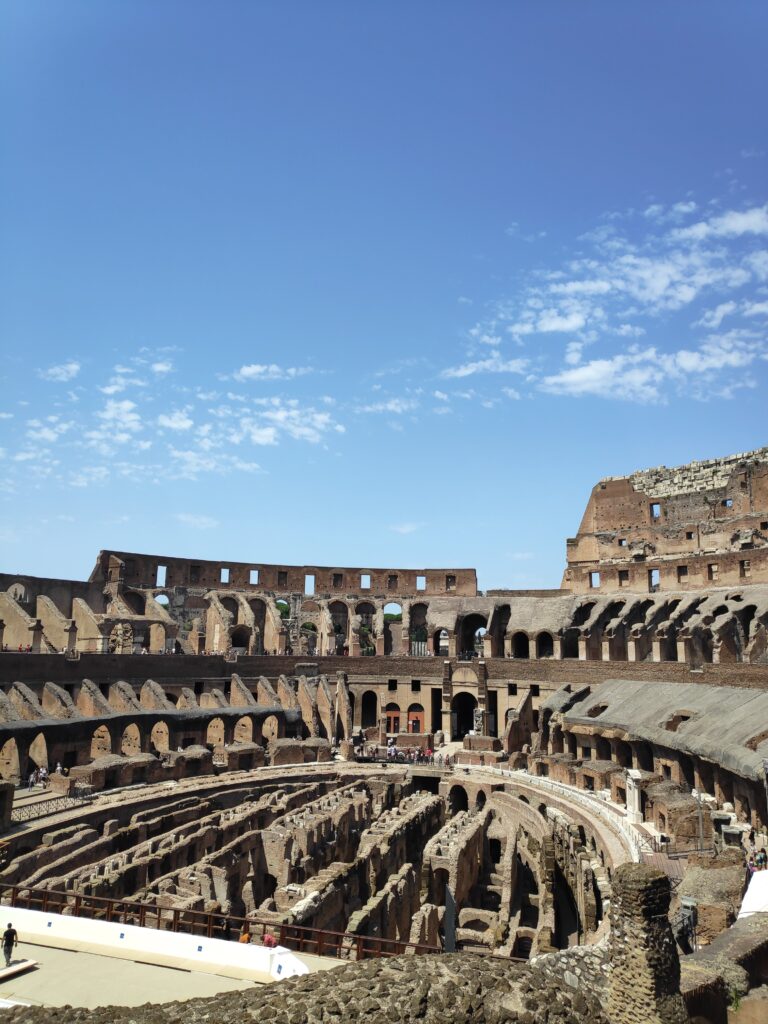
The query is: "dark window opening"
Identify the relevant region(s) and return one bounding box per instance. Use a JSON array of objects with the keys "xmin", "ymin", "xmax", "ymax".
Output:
[
  {"xmin": 411, "ymin": 680, "xmax": 421, "ymax": 692},
  {"xmin": 722, "ymin": 498, "xmax": 733, "ymax": 508},
  {"xmin": 685, "ymin": 531, "xmax": 694, "ymax": 540},
  {"xmin": 333, "ymin": 573, "xmax": 343, "ymax": 589},
  {"xmin": 388, "ymin": 679, "xmax": 398, "ymax": 692},
  {"xmin": 531, "ymin": 685, "xmax": 540, "ymax": 697},
  {"xmin": 190, "ymin": 564, "xmax": 201, "ymax": 584},
  {"xmin": 277, "ymin": 571, "xmax": 288, "ymax": 587},
  {"xmin": 618, "ymin": 569, "xmax": 630, "ymax": 587},
  {"xmin": 507, "ymin": 684, "xmax": 517, "ymax": 696},
  {"xmin": 677, "ymin": 565, "xmax": 688, "ymax": 583},
  {"xmin": 445, "ymin": 574, "xmax": 456, "ymax": 591},
  {"xmin": 387, "ymin": 574, "xmax": 398, "ymax": 591}
]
